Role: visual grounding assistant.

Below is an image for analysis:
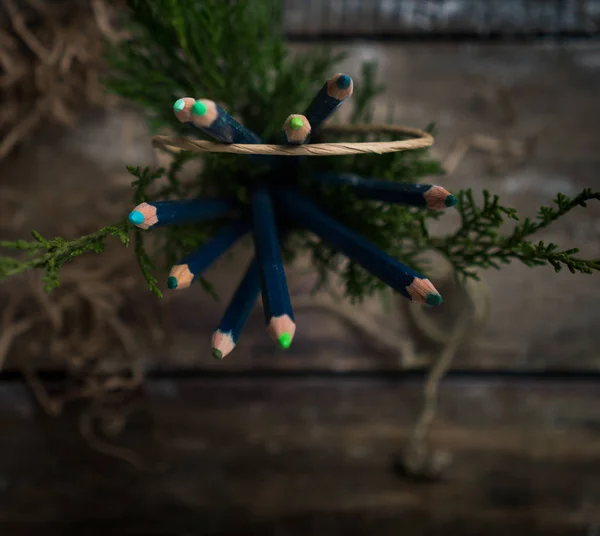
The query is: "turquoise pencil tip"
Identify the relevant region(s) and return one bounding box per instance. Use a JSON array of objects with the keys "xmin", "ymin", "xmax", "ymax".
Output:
[
  {"xmin": 128, "ymin": 210, "xmax": 144, "ymax": 225},
  {"xmin": 173, "ymin": 99, "xmax": 186, "ymax": 112},
  {"xmin": 425, "ymin": 293, "xmax": 443, "ymax": 307},
  {"xmin": 167, "ymin": 276, "xmax": 178, "ymax": 290},
  {"xmin": 445, "ymin": 194, "xmax": 457, "ymax": 208},
  {"xmin": 336, "ymin": 74, "xmax": 352, "ymax": 89}
]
